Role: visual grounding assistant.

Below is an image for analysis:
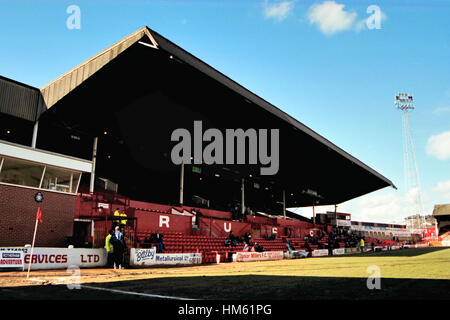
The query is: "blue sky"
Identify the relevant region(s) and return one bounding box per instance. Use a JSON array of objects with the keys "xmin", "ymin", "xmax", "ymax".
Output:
[{"xmin": 0, "ymin": 0, "xmax": 449, "ymax": 224}]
